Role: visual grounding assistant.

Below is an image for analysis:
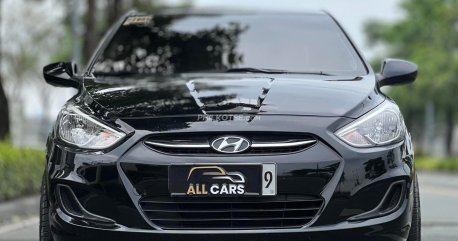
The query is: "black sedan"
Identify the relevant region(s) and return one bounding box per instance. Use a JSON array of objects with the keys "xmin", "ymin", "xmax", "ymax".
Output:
[{"xmin": 40, "ymin": 10, "xmax": 420, "ymax": 241}]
